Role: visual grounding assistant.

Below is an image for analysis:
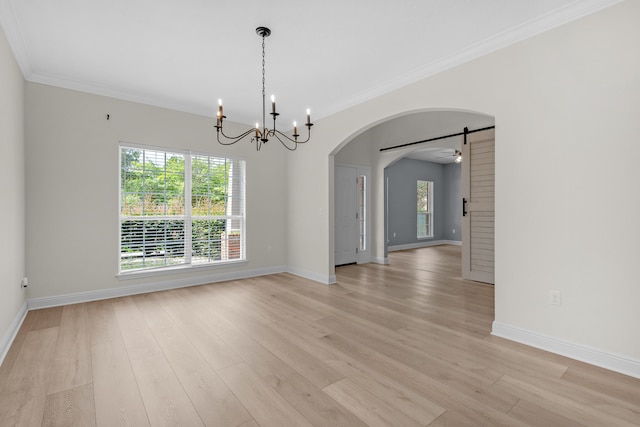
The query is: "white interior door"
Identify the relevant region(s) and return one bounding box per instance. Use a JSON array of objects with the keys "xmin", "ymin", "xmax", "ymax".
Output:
[
  {"xmin": 462, "ymin": 129, "xmax": 495, "ymax": 284},
  {"xmin": 335, "ymin": 165, "xmax": 358, "ymax": 266}
]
